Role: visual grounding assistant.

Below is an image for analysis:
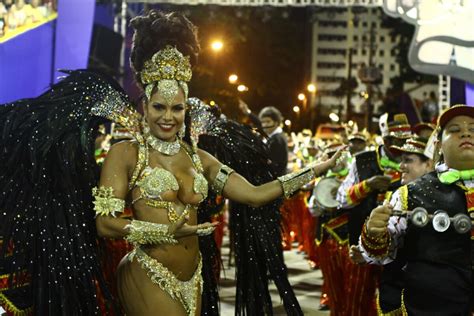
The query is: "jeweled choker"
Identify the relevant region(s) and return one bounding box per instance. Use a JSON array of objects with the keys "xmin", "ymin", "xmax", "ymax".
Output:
[{"xmin": 143, "ymin": 124, "xmax": 180, "ymax": 156}]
